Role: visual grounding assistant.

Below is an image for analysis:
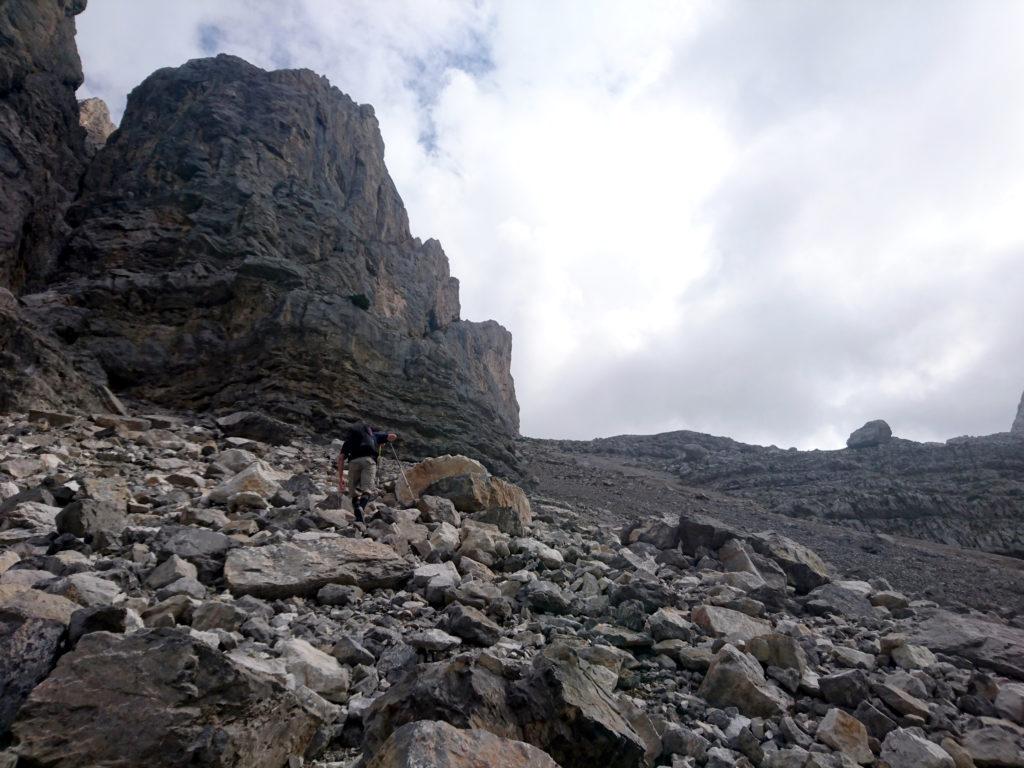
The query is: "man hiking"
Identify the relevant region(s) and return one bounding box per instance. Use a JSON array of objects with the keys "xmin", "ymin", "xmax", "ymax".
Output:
[{"xmin": 337, "ymin": 424, "xmax": 397, "ymax": 522}]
